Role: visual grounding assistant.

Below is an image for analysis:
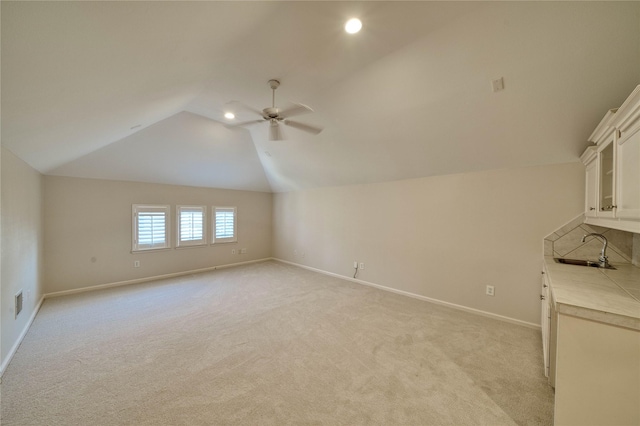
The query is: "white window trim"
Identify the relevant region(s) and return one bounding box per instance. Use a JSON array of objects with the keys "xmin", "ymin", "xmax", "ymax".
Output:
[
  {"xmin": 132, "ymin": 204, "xmax": 171, "ymax": 252},
  {"xmin": 176, "ymin": 205, "xmax": 207, "ymax": 248},
  {"xmin": 212, "ymin": 206, "xmax": 237, "ymax": 244}
]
